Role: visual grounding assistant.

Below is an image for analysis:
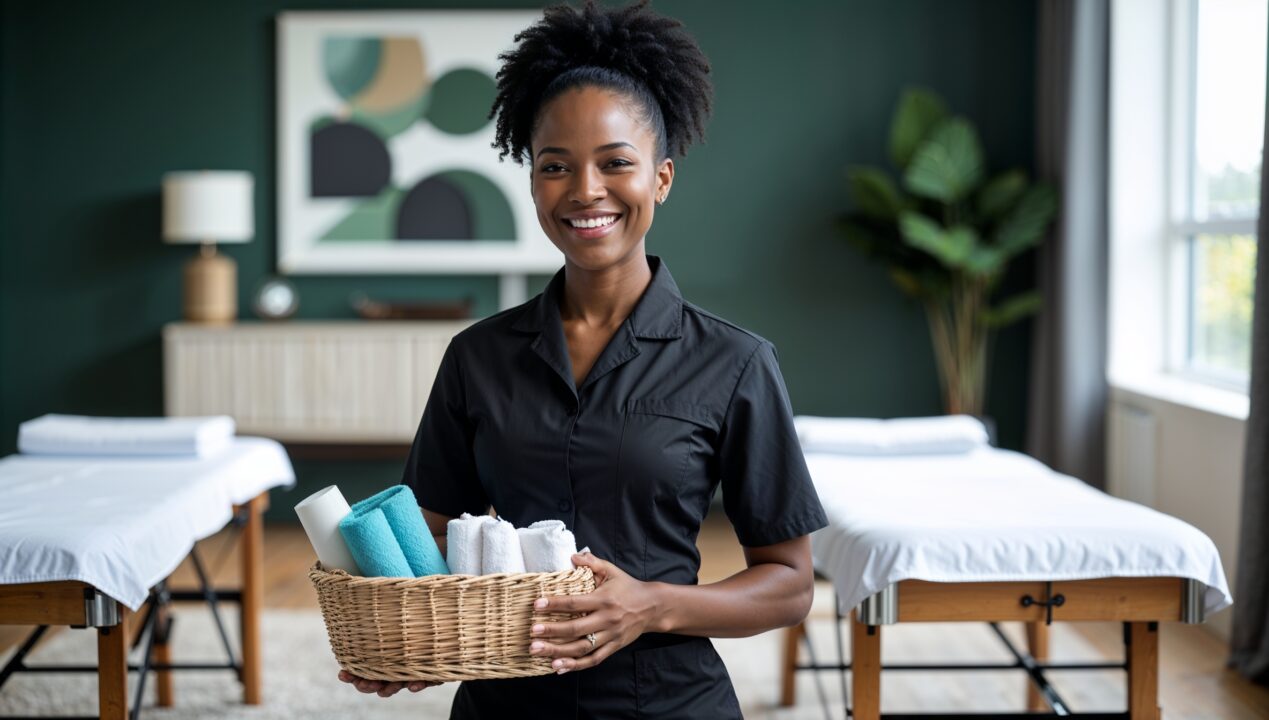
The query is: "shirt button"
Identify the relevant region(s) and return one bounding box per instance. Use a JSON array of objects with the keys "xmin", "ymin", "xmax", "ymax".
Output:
[{"xmin": 557, "ymin": 499, "xmax": 573, "ymax": 513}]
